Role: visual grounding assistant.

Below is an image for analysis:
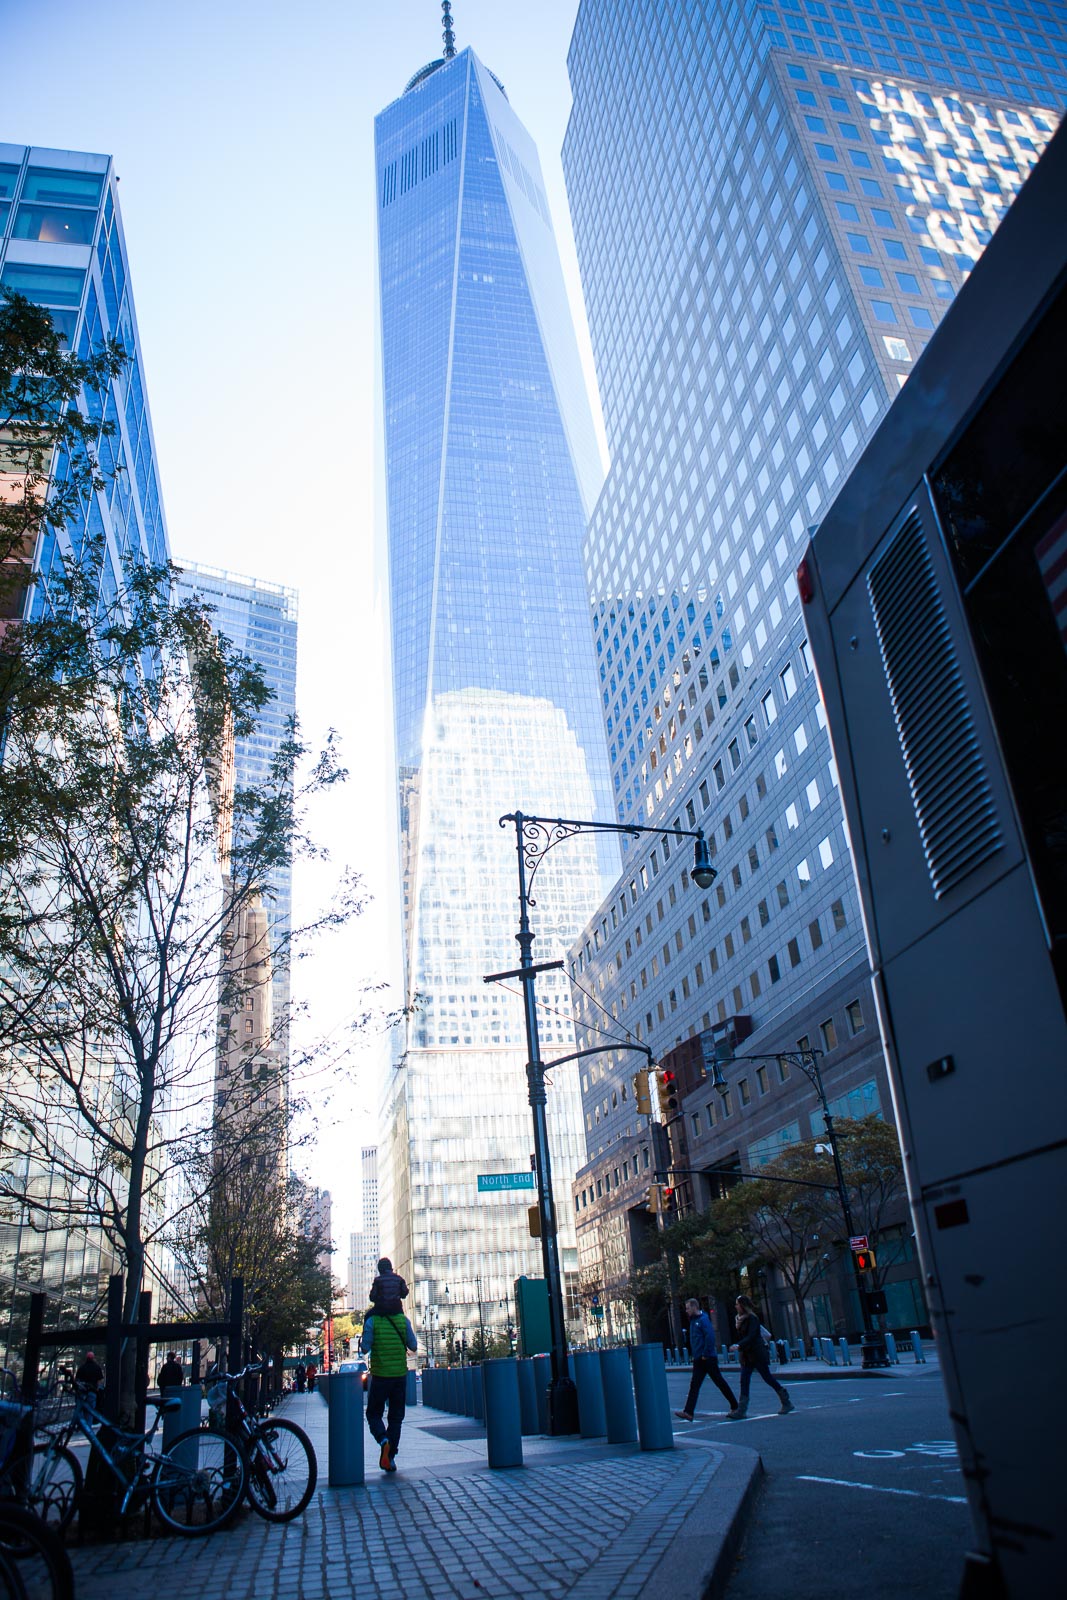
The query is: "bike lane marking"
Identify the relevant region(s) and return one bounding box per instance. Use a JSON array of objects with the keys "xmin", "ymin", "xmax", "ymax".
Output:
[{"xmin": 797, "ymin": 1475, "xmax": 967, "ymax": 1505}]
